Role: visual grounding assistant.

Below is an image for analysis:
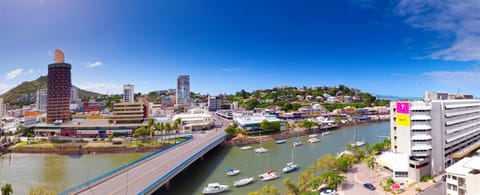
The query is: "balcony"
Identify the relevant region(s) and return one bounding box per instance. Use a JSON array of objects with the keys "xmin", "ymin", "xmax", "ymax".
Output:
[
  {"xmin": 445, "ymin": 108, "xmax": 480, "ymax": 118},
  {"xmin": 411, "ymin": 134, "xmax": 432, "ymax": 141},
  {"xmin": 411, "ymin": 115, "xmax": 431, "ymax": 121},
  {"xmin": 411, "ymin": 124, "xmax": 431, "ymax": 130}
]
